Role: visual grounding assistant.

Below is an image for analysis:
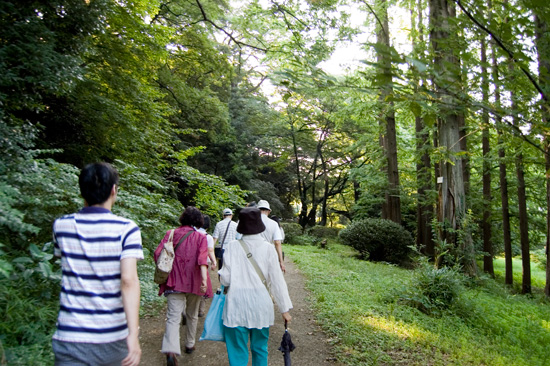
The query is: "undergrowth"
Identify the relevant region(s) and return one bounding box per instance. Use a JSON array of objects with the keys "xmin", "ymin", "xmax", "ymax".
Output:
[{"xmin": 286, "ymin": 243, "xmax": 550, "ymax": 366}]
